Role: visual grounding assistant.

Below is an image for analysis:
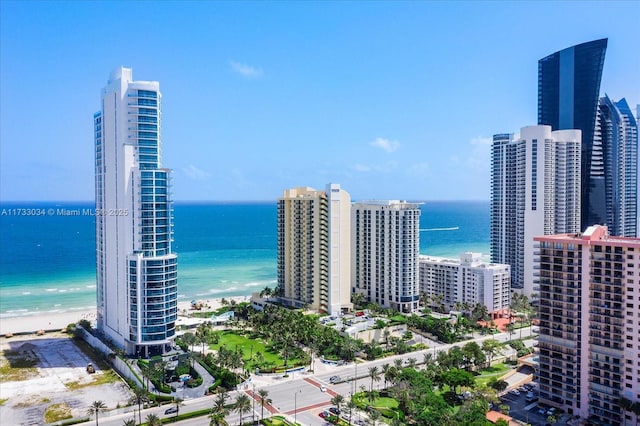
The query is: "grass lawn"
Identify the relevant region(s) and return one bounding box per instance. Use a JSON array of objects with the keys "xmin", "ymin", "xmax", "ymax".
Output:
[
  {"xmin": 210, "ymin": 331, "xmax": 303, "ymax": 370},
  {"xmin": 474, "ymin": 363, "xmax": 511, "ymax": 386},
  {"xmin": 370, "ymin": 396, "xmax": 398, "ymax": 409}
]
